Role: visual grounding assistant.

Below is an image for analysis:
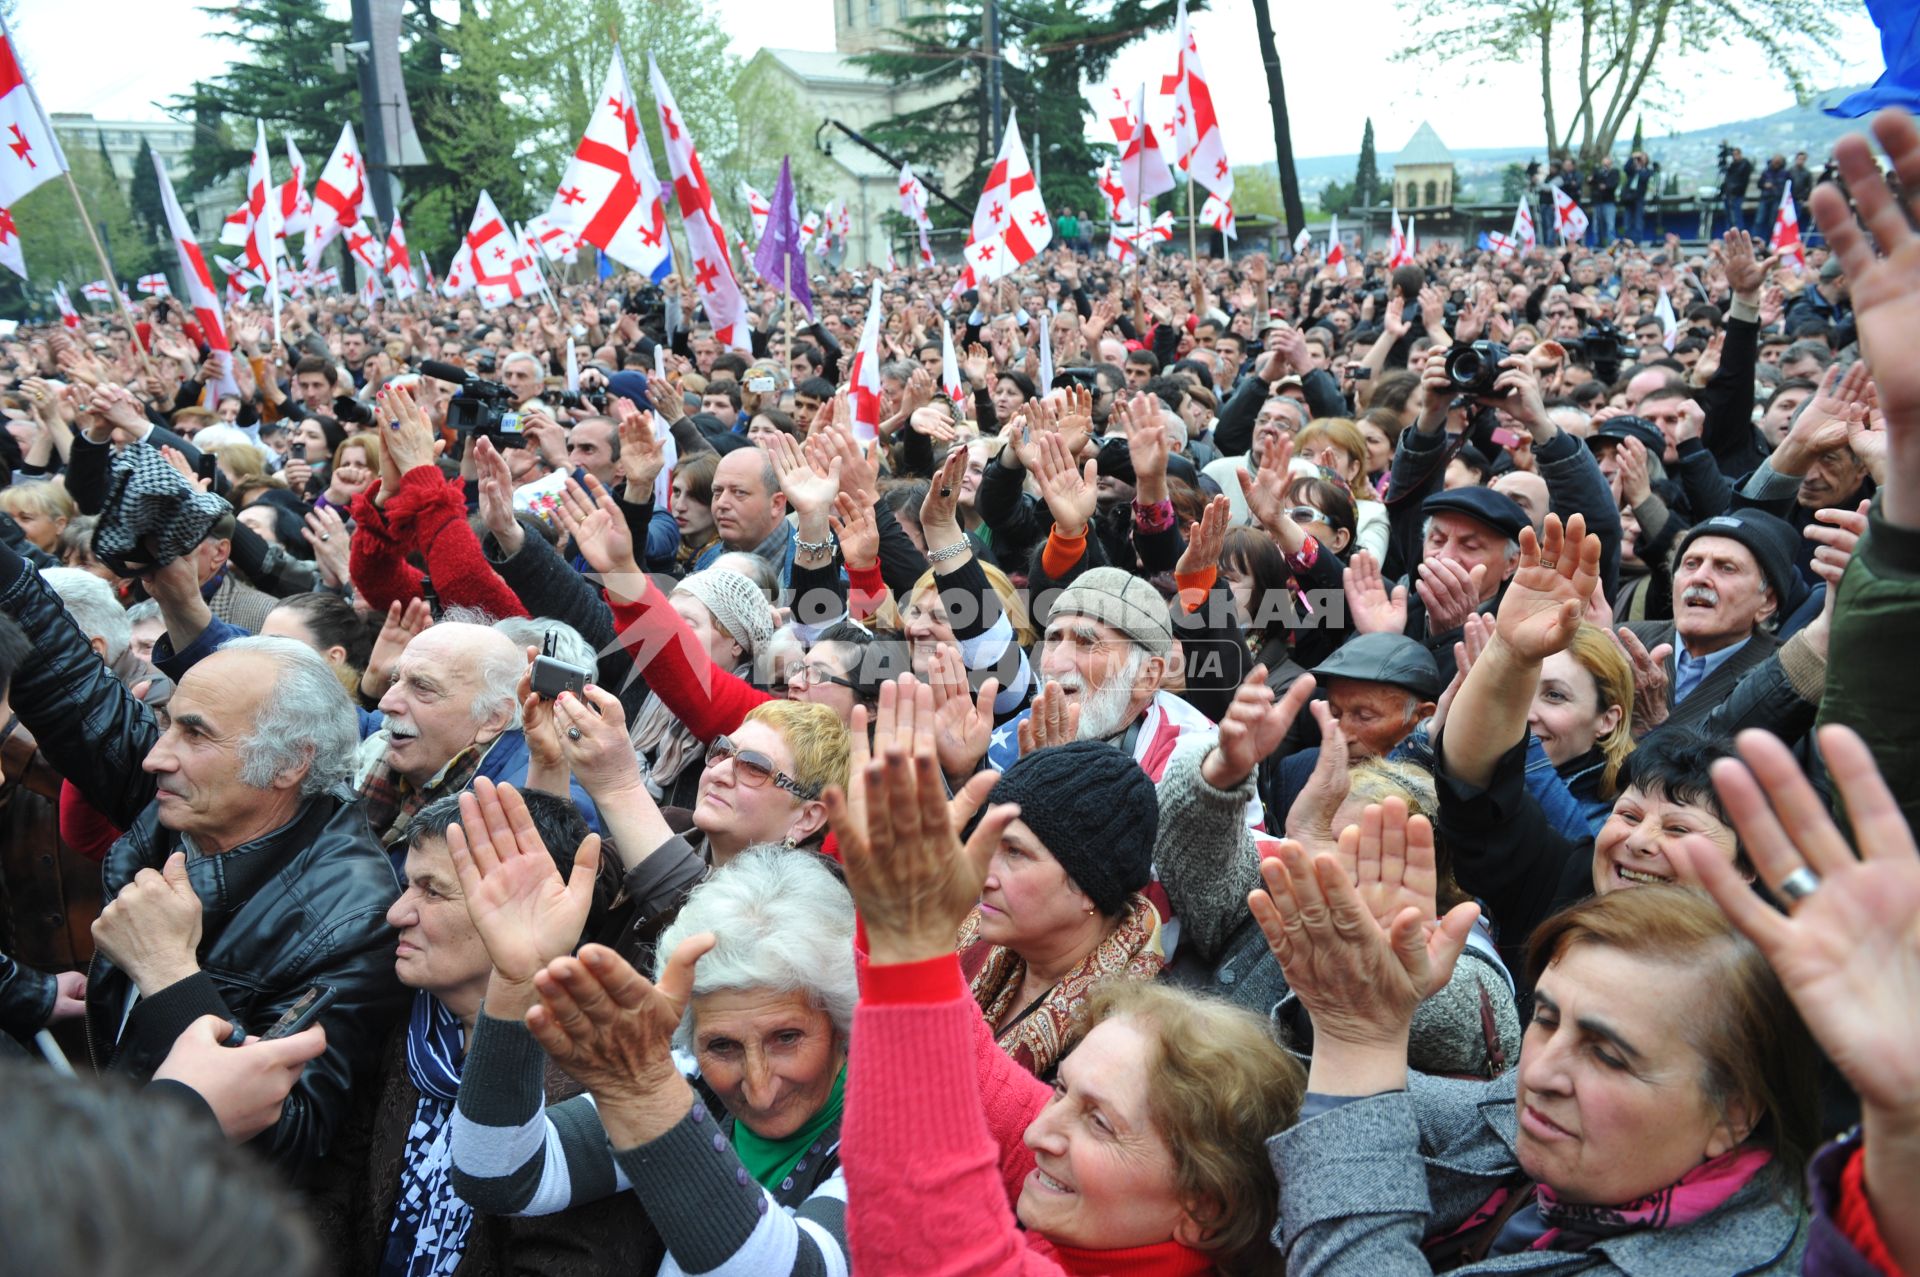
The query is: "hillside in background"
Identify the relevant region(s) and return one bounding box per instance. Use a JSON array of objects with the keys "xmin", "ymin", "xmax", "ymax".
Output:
[{"xmin": 1236, "ymin": 90, "xmax": 1872, "ymax": 209}]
